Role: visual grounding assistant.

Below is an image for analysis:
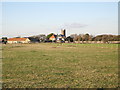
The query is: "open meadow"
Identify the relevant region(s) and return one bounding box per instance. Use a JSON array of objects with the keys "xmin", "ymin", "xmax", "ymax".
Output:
[{"xmin": 2, "ymin": 43, "xmax": 118, "ymax": 88}]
